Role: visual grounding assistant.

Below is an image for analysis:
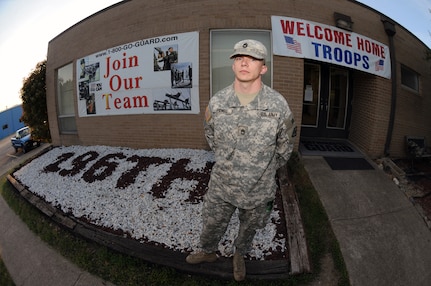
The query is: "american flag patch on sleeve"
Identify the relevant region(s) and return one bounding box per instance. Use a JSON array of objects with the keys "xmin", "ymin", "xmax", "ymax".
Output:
[{"xmin": 205, "ymin": 106, "xmax": 212, "ymax": 122}]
